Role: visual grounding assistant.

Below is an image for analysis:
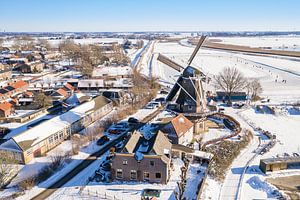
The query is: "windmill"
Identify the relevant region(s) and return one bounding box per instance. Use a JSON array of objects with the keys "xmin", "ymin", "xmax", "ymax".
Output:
[{"xmin": 157, "ymin": 36, "xmax": 209, "ymax": 115}]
